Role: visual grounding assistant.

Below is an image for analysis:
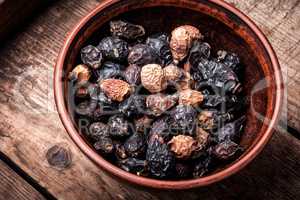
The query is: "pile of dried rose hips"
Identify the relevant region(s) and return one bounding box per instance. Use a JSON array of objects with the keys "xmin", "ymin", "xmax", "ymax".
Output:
[{"xmin": 69, "ymin": 20, "xmax": 247, "ymax": 179}]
